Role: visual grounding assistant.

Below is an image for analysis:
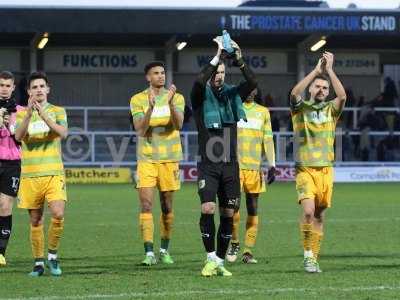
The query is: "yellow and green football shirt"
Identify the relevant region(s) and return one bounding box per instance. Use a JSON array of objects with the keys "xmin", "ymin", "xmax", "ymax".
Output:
[
  {"xmin": 15, "ymin": 102, "xmax": 67, "ymax": 178},
  {"xmin": 291, "ymin": 99, "xmax": 341, "ymax": 167},
  {"xmin": 237, "ymin": 102, "xmax": 275, "ymax": 170},
  {"xmin": 130, "ymin": 88, "xmax": 184, "ymax": 162}
]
